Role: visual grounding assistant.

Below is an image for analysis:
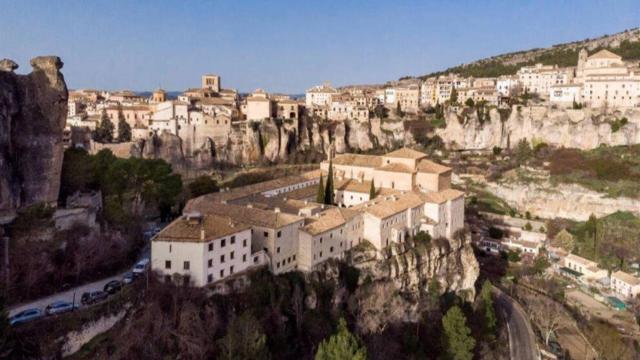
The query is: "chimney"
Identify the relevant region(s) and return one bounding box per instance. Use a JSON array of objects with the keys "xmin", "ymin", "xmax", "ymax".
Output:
[{"xmin": 200, "ymin": 229, "xmax": 205, "ymax": 240}]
